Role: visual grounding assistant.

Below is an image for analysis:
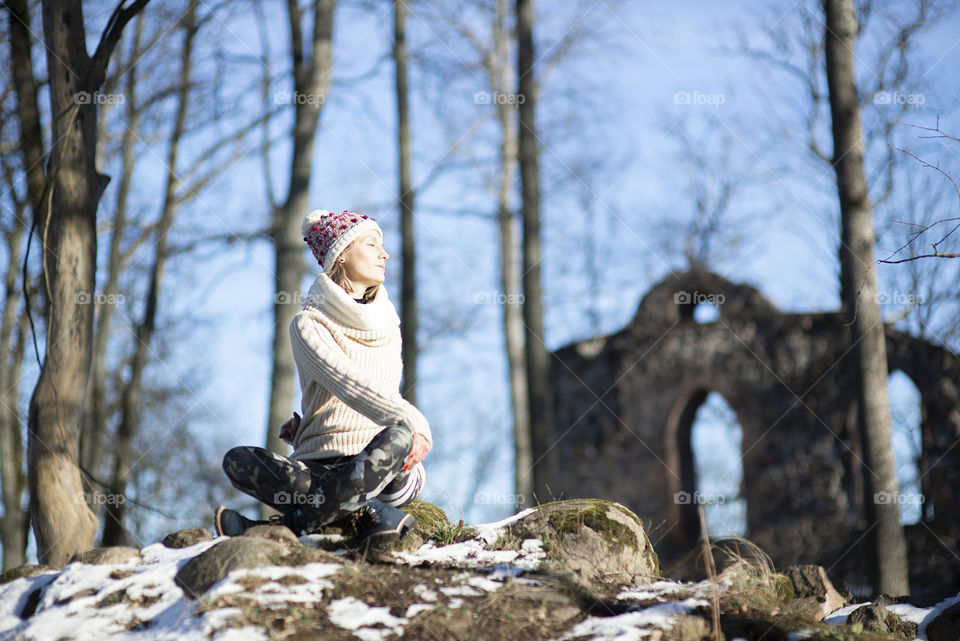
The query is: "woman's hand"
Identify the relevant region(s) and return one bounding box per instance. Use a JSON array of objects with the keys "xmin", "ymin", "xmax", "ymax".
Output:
[
  {"xmin": 279, "ymin": 412, "xmax": 301, "ymax": 445},
  {"xmin": 402, "ymin": 432, "xmax": 431, "ymax": 471}
]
